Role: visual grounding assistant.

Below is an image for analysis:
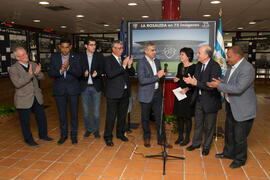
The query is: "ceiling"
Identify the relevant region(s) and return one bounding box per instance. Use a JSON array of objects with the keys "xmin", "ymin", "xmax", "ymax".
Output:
[{"xmin": 0, "ymin": 0, "xmax": 270, "ymax": 34}]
